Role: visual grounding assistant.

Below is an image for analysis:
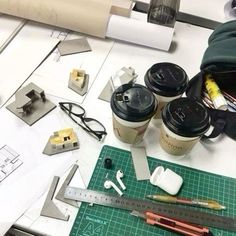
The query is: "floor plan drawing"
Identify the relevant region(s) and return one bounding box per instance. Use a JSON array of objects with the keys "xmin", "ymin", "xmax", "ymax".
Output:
[{"xmin": 0, "ymin": 145, "xmax": 23, "ymax": 182}]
